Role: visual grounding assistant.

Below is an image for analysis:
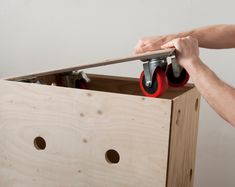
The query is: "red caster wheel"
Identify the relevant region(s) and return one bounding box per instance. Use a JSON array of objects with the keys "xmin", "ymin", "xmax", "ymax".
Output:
[
  {"xmin": 140, "ymin": 68, "xmax": 168, "ymax": 97},
  {"xmin": 166, "ymin": 63, "xmax": 189, "ymax": 87}
]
